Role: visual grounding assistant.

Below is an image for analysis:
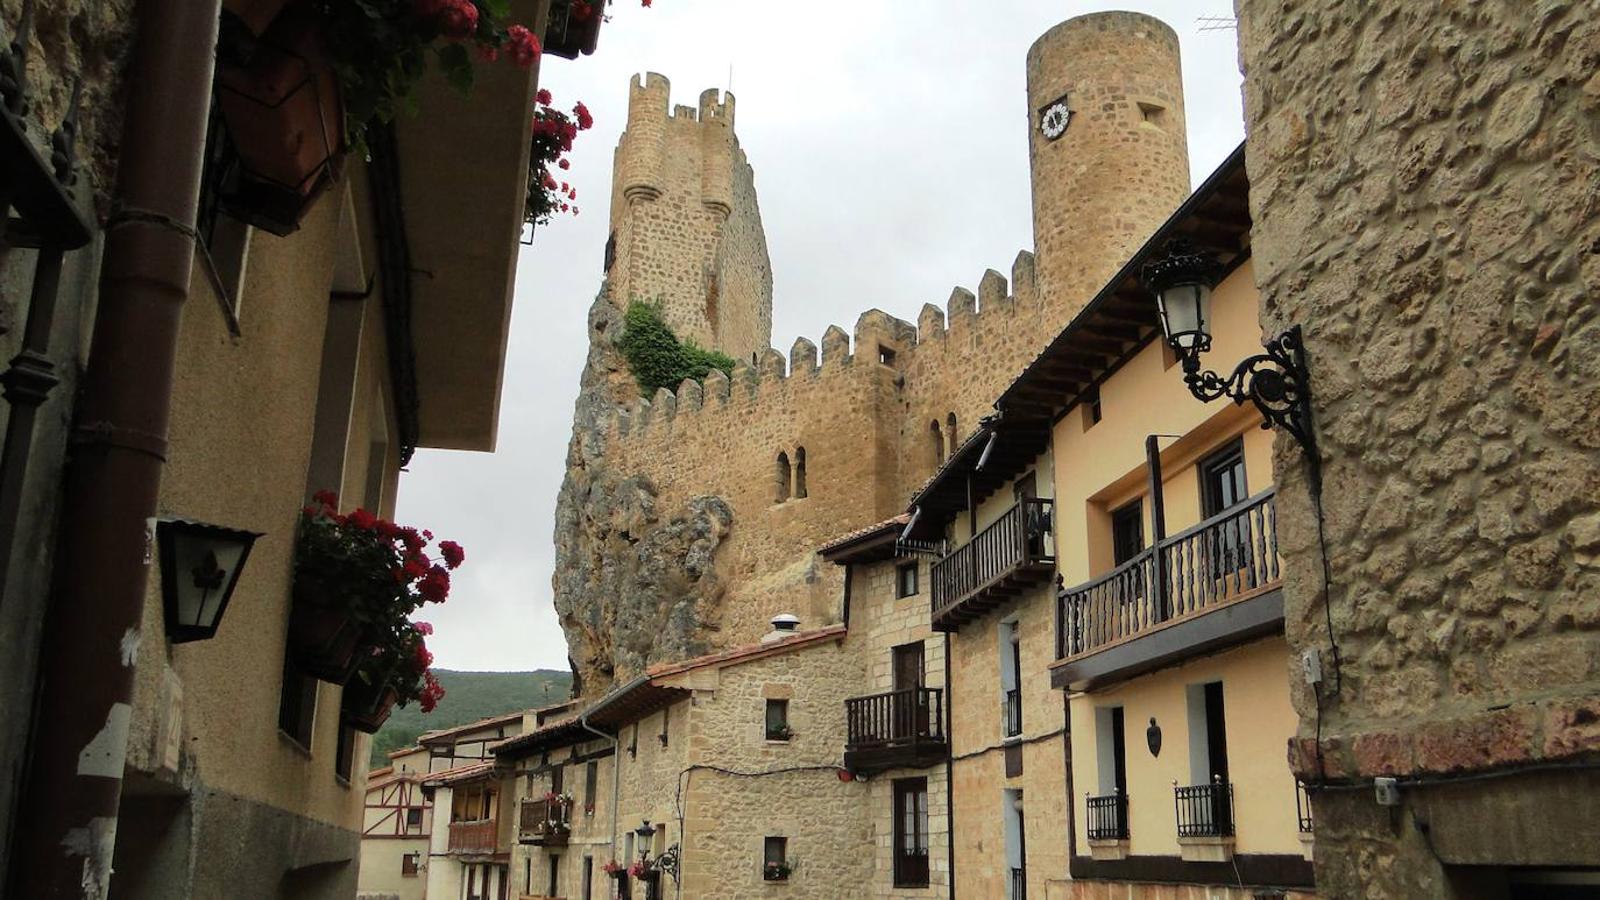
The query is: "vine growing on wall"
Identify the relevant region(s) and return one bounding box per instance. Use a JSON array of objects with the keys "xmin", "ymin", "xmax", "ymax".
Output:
[{"xmin": 619, "ymin": 300, "xmax": 736, "ymax": 396}]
